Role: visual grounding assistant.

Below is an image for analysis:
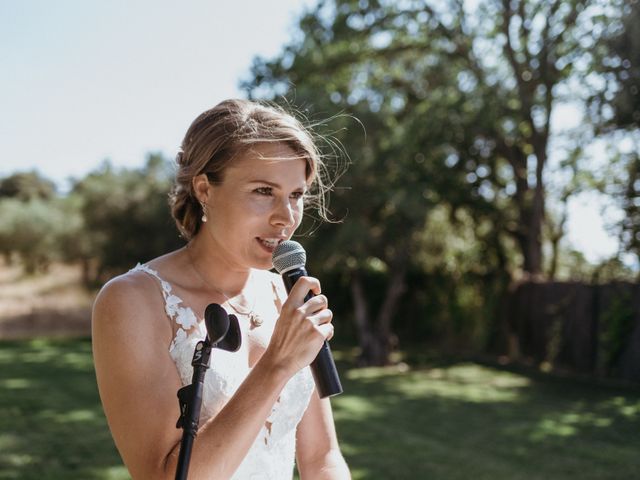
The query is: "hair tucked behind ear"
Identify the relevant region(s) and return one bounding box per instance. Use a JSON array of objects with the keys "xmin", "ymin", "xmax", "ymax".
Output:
[
  {"xmin": 168, "ymin": 153, "xmax": 200, "ymax": 239},
  {"xmin": 169, "ymin": 99, "xmax": 339, "ymax": 240}
]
